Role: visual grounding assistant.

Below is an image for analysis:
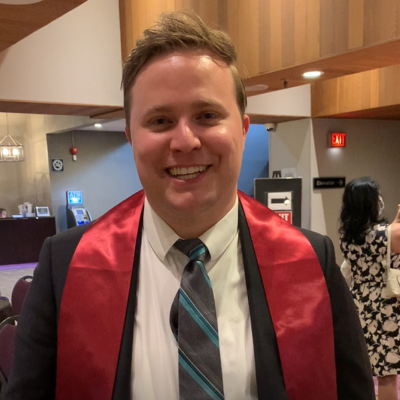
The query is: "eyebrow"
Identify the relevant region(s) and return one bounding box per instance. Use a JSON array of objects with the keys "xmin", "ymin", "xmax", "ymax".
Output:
[{"xmin": 142, "ymin": 100, "xmax": 225, "ymax": 117}]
